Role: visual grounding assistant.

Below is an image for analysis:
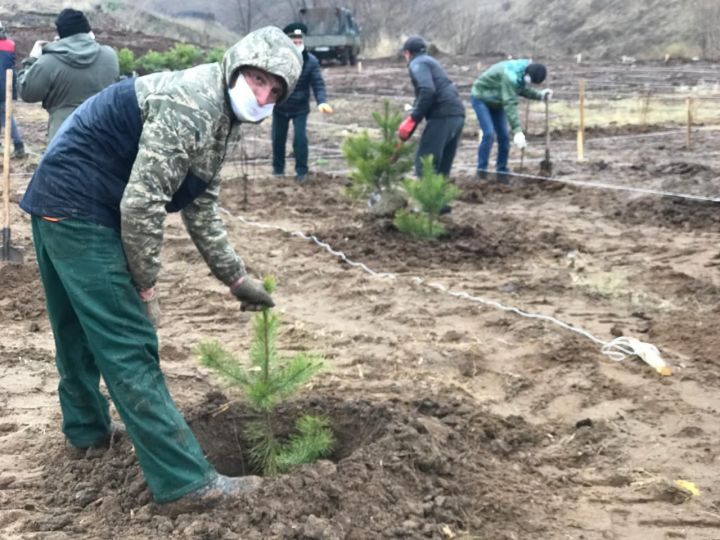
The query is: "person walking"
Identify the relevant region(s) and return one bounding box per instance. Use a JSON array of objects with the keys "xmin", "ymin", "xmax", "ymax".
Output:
[
  {"xmin": 18, "ymin": 8, "xmax": 119, "ymax": 141},
  {"xmin": 271, "ymin": 23, "xmax": 333, "ymax": 184},
  {"xmin": 0, "ymin": 21, "xmax": 25, "ymax": 158},
  {"xmin": 396, "ymin": 35, "xmax": 465, "ymax": 178},
  {"xmin": 19, "ymin": 26, "xmax": 301, "ymax": 514},
  {"xmin": 470, "ymin": 59, "xmax": 551, "ymax": 182}
]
